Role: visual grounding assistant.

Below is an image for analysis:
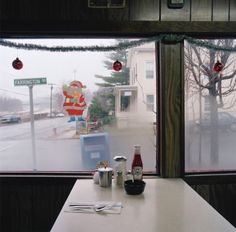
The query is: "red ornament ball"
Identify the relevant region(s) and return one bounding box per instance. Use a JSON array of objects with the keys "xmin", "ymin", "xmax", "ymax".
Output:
[
  {"xmin": 213, "ymin": 60, "xmax": 223, "ymax": 73},
  {"xmin": 113, "ymin": 60, "xmax": 122, "ymax": 72},
  {"xmin": 12, "ymin": 58, "xmax": 23, "ymax": 70}
]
